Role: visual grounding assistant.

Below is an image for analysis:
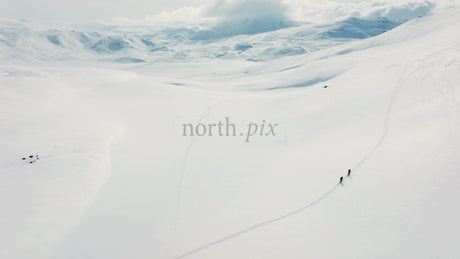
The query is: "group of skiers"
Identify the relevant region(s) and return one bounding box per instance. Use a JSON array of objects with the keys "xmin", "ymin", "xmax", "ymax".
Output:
[
  {"xmin": 21, "ymin": 154, "xmax": 39, "ymax": 164},
  {"xmin": 339, "ymin": 169, "xmax": 351, "ymax": 184}
]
